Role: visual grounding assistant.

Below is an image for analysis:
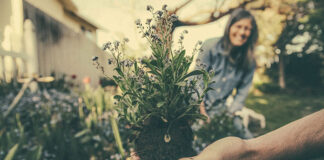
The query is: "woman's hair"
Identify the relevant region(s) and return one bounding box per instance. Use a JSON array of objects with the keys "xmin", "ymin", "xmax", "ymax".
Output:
[{"xmin": 221, "ymin": 8, "xmax": 258, "ymax": 71}]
